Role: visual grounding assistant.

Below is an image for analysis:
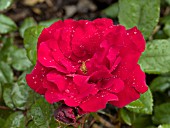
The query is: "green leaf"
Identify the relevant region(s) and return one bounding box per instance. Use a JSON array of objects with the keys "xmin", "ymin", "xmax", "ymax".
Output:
[
  {"xmin": 39, "ymin": 18, "xmax": 61, "ymax": 27},
  {"xmin": 126, "ymin": 88, "xmax": 153, "ymax": 114},
  {"xmin": 0, "ymin": 83, "xmax": 2, "ymax": 101},
  {"xmin": 163, "ymin": 23, "xmax": 170, "ymax": 37},
  {"xmin": 11, "ymin": 49, "xmax": 32, "ymax": 71},
  {"xmin": 132, "ymin": 115, "xmax": 154, "ymax": 128},
  {"xmin": 0, "ymin": 14, "xmax": 17, "ymax": 34},
  {"xmin": 11, "ymin": 82, "xmax": 33, "ymax": 110},
  {"xmin": 0, "ymin": 37, "xmax": 15, "ymax": 64},
  {"xmin": 152, "ymin": 103, "xmax": 170, "ymax": 124},
  {"xmin": 125, "ymin": 99, "xmax": 144, "ymax": 109},
  {"xmin": 0, "ymin": 0, "xmax": 13, "ymax": 11},
  {"xmin": 165, "ymin": 0, "xmax": 170, "ymax": 5},
  {"xmin": 150, "ymin": 76, "xmax": 170, "ymax": 92},
  {"xmin": 3, "ymin": 112, "xmax": 25, "ymax": 128},
  {"xmin": 158, "ymin": 124, "xmax": 170, "ymax": 128},
  {"xmin": 29, "ymin": 98, "xmax": 52, "ymax": 127},
  {"xmin": 3, "ymin": 85, "xmax": 15, "ymax": 109},
  {"xmin": 120, "ymin": 108, "xmax": 132, "ymax": 125},
  {"xmin": 102, "ymin": 2, "xmax": 119, "ymax": 18},
  {"xmin": 160, "ymin": 15, "xmax": 170, "ymax": 24},
  {"xmin": 0, "ymin": 61, "xmax": 13, "ymax": 84},
  {"xmin": 118, "ymin": 0, "xmax": 160, "ymax": 39},
  {"xmin": 19, "ymin": 17, "xmax": 37, "ymax": 38},
  {"xmin": 27, "ymin": 121, "xmax": 39, "ymax": 128},
  {"xmin": 24, "ymin": 26, "xmax": 45, "ymax": 64},
  {"xmin": 139, "ymin": 39, "xmax": 170, "ymax": 74},
  {"xmin": 0, "ymin": 117, "xmax": 5, "ymax": 127}
]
